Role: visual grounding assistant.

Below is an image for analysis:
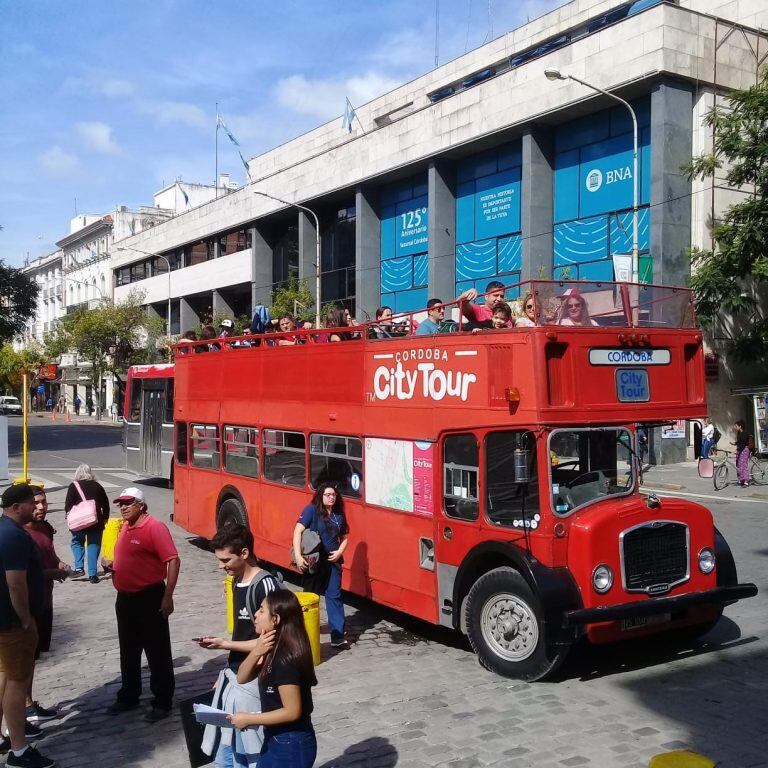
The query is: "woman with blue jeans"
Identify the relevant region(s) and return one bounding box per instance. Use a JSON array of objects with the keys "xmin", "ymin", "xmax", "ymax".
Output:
[
  {"xmin": 64, "ymin": 464, "xmax": 110, "ymax": 583},
  {"xmin": 293, "ymin": 484, "xmax": 349, "ymax": 647},
  {"xmin": 230, "ymin": 590, "xmax": 317, "ymax": 768}
]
